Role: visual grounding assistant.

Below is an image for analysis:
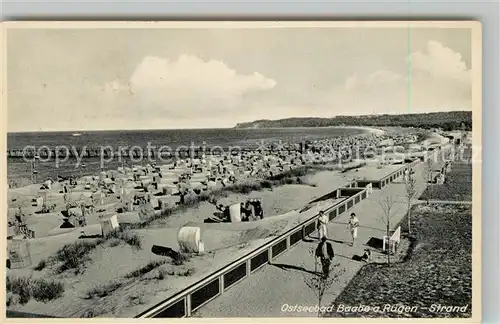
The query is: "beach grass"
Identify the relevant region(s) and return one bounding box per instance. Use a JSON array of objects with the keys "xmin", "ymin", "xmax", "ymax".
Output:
[
  {"xmin": 55, "ymin": 241, "xmax": 100, "ymax": 274},
  {"xmin": 156, "ymin": 268, "xmax": 168, "ymax": 280},
  {"xmin": 340, "ymin": 161, "xmax": 367, "ymax": 173},
  {"xmin": 6, "ymin": 276, "xmax": 65, "ymax": 306},
  {"xmin": 53, "ymin": 229, "xmax": 142, "ymax": 274},
  {"xmin": 124, "ymin": 260, "xmax": 167, "ymax": 279},
  {"xmin": 83, "ymin": 255, "xmax": 194, "ymax": 301},
  {"xmin": 84, "ymin": 281, "xmax": 125, "ymax": 299},
  {"xmin": 80, "ymin": 309, "xmax": 108, "ymax": 318},
  {"xmin": 176, "ymin": 268, "xmax": 196, "ymax": 276},
  {"xmin": 156, "ymin": 267, "xmax": 196, "ymax": 279},
  {"xmin": 34, "ymin": 259, "xmax": 47, "ymax": 271},
  {"xmin": 171, "ymin": 251, "xmax": 190, "ymax": 266},
  {"xmin": 134, "ymin": 164, "xmax": 338, "ymax": 228},
  {"xmin": 103, "ymin": 229, "xmax": 142, "ymax": 249}
]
